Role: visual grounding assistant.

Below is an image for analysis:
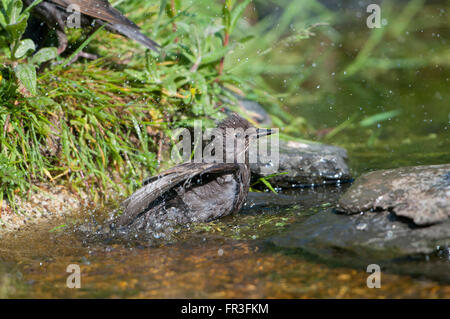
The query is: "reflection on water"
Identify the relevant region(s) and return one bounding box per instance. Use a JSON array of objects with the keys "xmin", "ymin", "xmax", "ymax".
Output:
[
  {"xmin": 269, "ymin": 2, "xmax": 450, "ymax": 175},
  {"xmin": 0, "ymin": 187, "xmax": 448, "ymax": 298}
]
